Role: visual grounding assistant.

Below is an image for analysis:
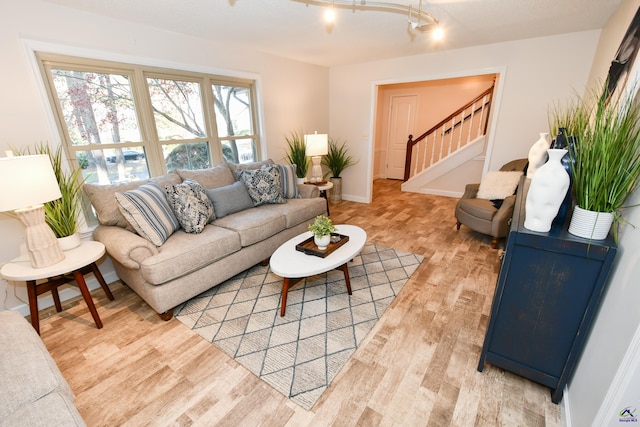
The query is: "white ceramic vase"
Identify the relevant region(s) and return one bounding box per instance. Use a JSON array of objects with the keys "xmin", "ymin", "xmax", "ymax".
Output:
[
  {"xmin": 526, "ymin": 132, "xmax": 551, "ymax": 178},
  {"xmin": 524, "ymin": 149, "xmax": 570, "ymax": 232},
  {"xmin": 314, "ymin": 234, "xmax": 331, "ymax": 250},
  {"xmin": 568, "ymin": 206, "xmax": 614, "ymax": 240}
]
